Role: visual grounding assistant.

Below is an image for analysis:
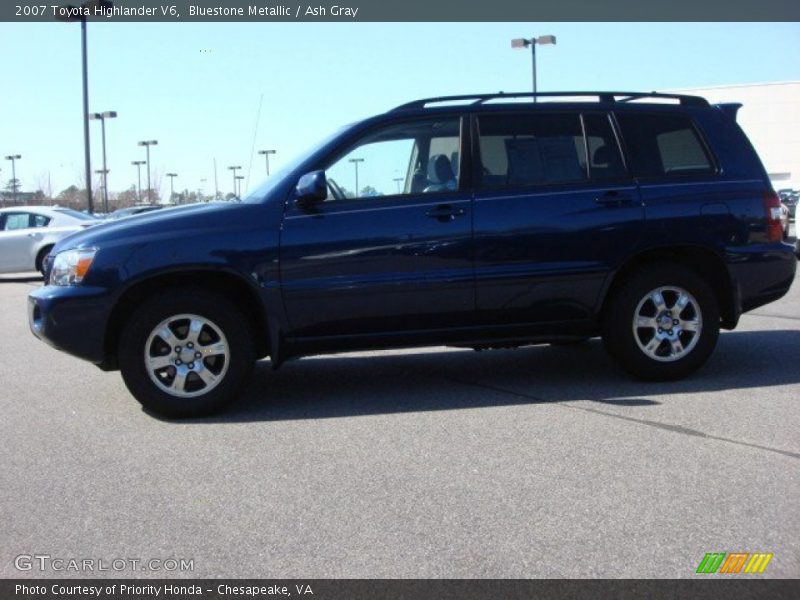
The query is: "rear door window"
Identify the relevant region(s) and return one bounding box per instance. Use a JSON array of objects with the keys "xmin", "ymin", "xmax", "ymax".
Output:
[
  {"xmin": 615, "ymin": 113, "xmax": 714, "ymax": 178},
  {"xmin": 476, "ymin": 113, "xmax": 588, "ymax": 189}
]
